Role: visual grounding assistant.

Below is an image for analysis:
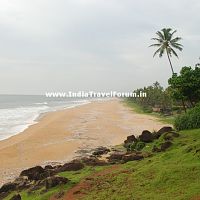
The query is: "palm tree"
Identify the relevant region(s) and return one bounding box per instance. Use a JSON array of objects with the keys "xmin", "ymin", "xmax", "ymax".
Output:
[{"xmin": 149, "ymin": 28, "xmax": 183, "ymax": 74}]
